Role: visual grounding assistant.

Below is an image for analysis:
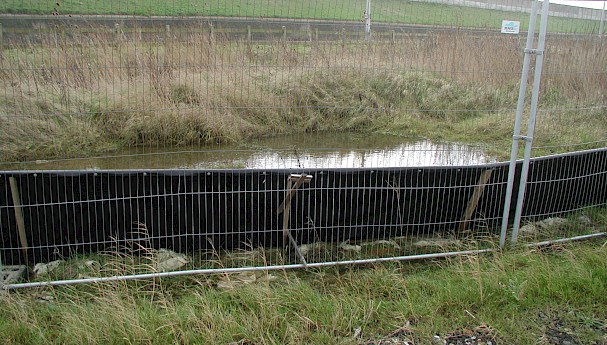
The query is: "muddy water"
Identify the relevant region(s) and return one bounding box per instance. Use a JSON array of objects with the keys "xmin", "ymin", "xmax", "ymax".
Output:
[{"xmin": 5, "ymin": 132, "xmax": 496, "ymax": 170}]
